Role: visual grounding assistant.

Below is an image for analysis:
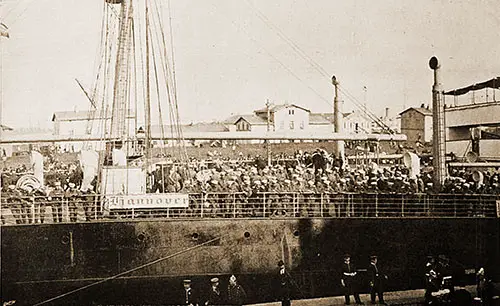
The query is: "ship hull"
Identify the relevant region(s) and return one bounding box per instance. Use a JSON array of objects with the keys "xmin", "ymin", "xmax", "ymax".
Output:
[{"xmin": 2, "ymin": 217, "xmax": 499, "ymax": 305}]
